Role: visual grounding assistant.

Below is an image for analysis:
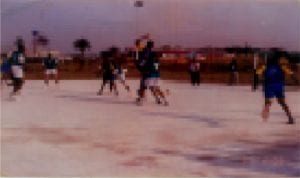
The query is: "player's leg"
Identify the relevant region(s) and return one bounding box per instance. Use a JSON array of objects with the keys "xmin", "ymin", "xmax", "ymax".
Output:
[
  {"xmin": 190, "ymin": 72, "xmax": 194, "ymax": 85},
  {"xmin": 44, "ymin": 70, "xmax": 49, "ymax": 85},
  {"xmin": 228, "ymin": 72, "xmax": 233, "ymax": 85},
  {"xmin": 98, "ymin": 79, "xmax": 107, "ymax": 95},
  {"xmin": 1, "ymin": 73, "xmax": 4, "ymax": 85},
  {"xmin": 16, "ymin": 78, "xmax": 24, "ymax": 95},
  {"xmin": 277, "ymin": 98, "xmax": 294, "ymax": 124},
  {"xmin": 196, "ymin": 72, "xmax": 200, "ymax": 85},
  {"xmin": 156, "ymin": 86, "xmax": 169, "ymax": 106},
  {"xmin": 136, "ymin": 77, "xmax": 147, "ymax": 104},
  {"xmin": 149, "ymin": 85, "xmax": 160, "ymax": 104},
  {"xmin": 54, "ymin": 70, "xmax": 59, "ymax": 84},
  {"xmin": 120, "ymin": 79, "xmax": 130, "ymax": 92},
  {"xmin": 235, "ymin": 72, "xmax": 239, "ymax": 84},
  {"xmin": 110, "ymin": 79, "xmax": 118, "ymax": 96},
  {"xmin": 262, "ymin": 98, "xmax": 271, "ymax": 121}
]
